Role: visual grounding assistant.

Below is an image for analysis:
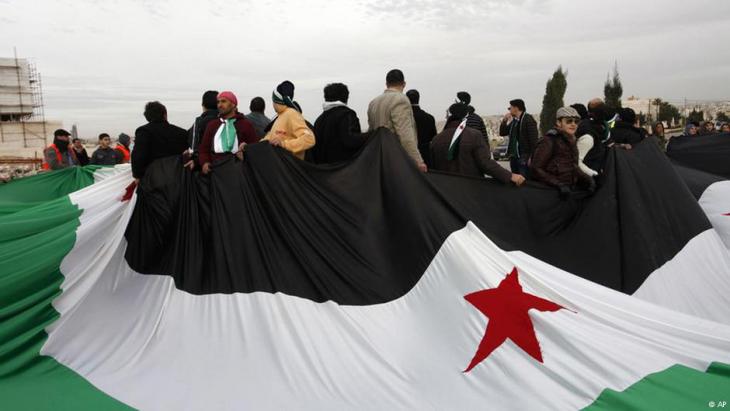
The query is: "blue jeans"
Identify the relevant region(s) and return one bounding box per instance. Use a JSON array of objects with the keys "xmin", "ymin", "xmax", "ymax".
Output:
[{"xmin": 510, "ymin": 157, "xmax": 530, "ymax": 177}]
